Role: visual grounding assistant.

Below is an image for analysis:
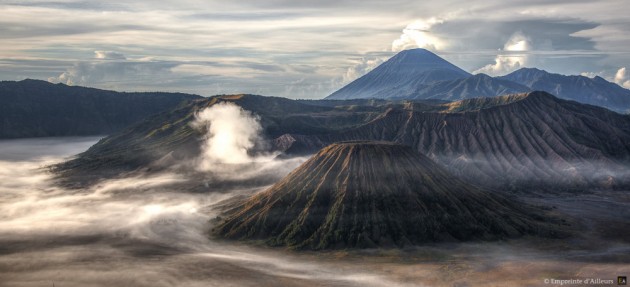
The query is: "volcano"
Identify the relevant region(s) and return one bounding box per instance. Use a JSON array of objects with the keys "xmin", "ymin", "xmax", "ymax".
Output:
[
  {"xmin": 214, "ymin": 141, "xmax": 561, "ymax": 250},
  {"xmin": 326, "ymin": 48, "xmax": 471, "ymax": 100}
]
